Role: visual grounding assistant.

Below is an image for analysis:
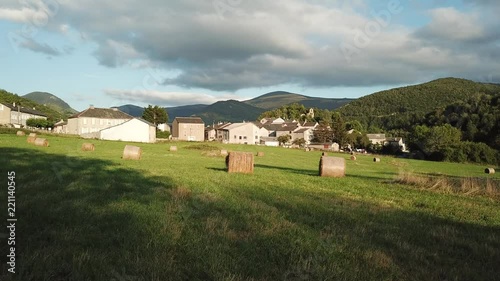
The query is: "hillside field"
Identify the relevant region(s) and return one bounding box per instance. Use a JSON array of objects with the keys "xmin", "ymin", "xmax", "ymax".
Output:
[{"xmin": 0, "ymin": 133, "xmax": 499, "ymax": 281}]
